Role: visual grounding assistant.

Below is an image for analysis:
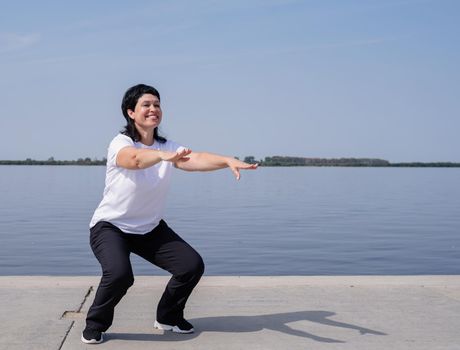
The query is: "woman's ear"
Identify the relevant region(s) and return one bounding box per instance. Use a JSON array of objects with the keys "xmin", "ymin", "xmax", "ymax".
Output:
[{"xmin": 127, "ymin": 109, "xmax": 135, "ymax": 120}]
